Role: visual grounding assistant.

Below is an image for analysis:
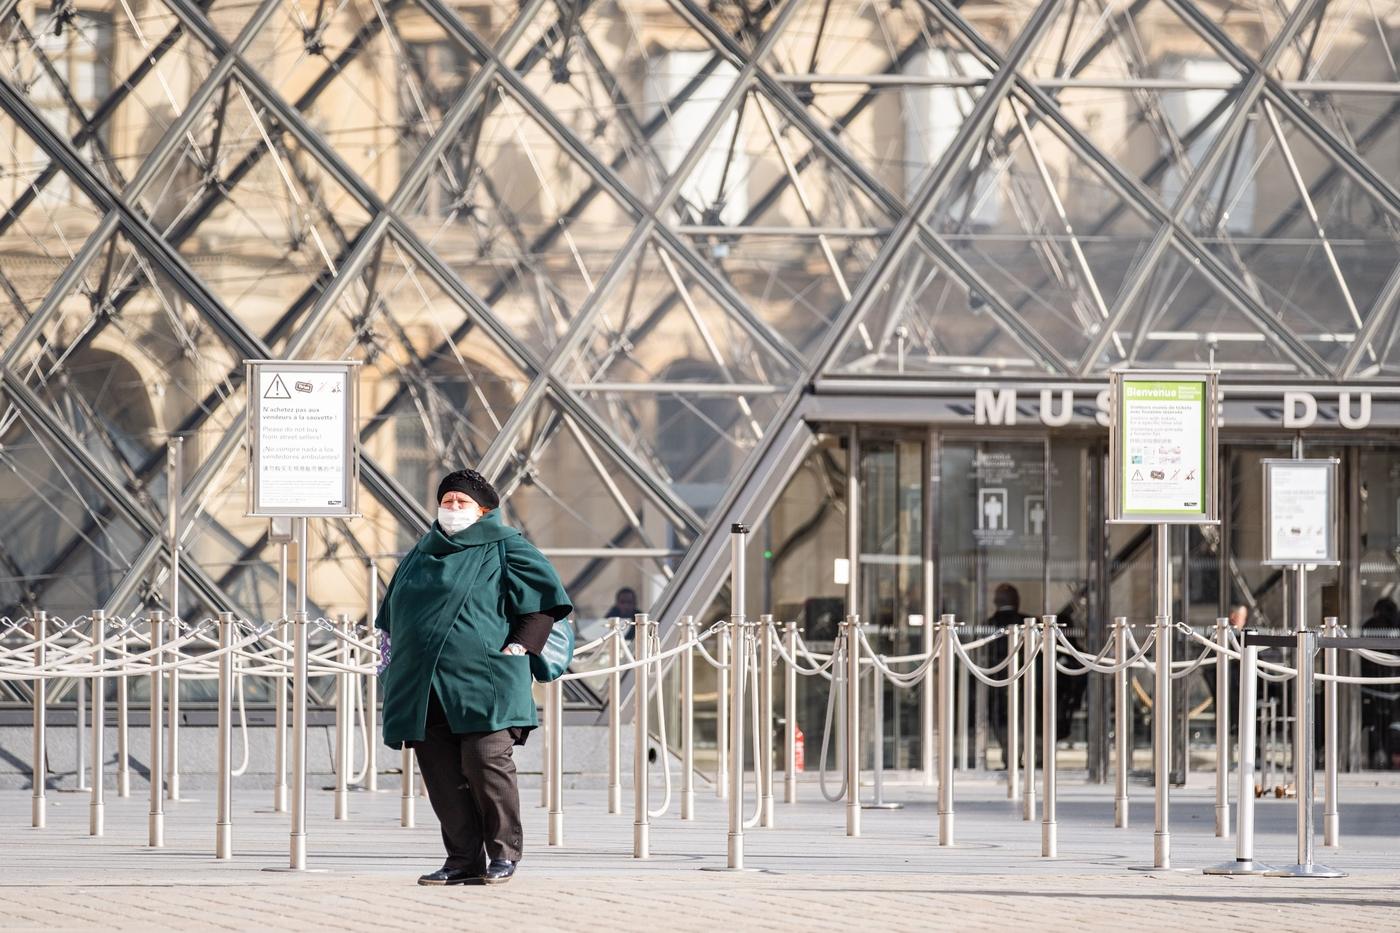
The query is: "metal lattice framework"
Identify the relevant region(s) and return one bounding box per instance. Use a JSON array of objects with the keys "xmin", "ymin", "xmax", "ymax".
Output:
[{"xmin": 1, "ymin": 0, "xmax": 1398, "ymax": 697}]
